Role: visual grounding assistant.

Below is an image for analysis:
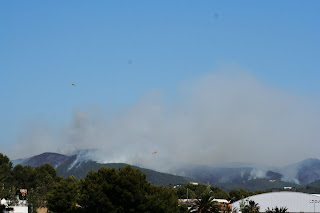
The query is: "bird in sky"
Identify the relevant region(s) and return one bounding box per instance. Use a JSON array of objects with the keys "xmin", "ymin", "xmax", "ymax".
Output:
[
  {"xmin": 72, "ymin": 83, "xmax": 76, "ymax": 86},
  {"xmin": 152, "ymin": 152, "xmax": 157, "ymax": 154}
]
